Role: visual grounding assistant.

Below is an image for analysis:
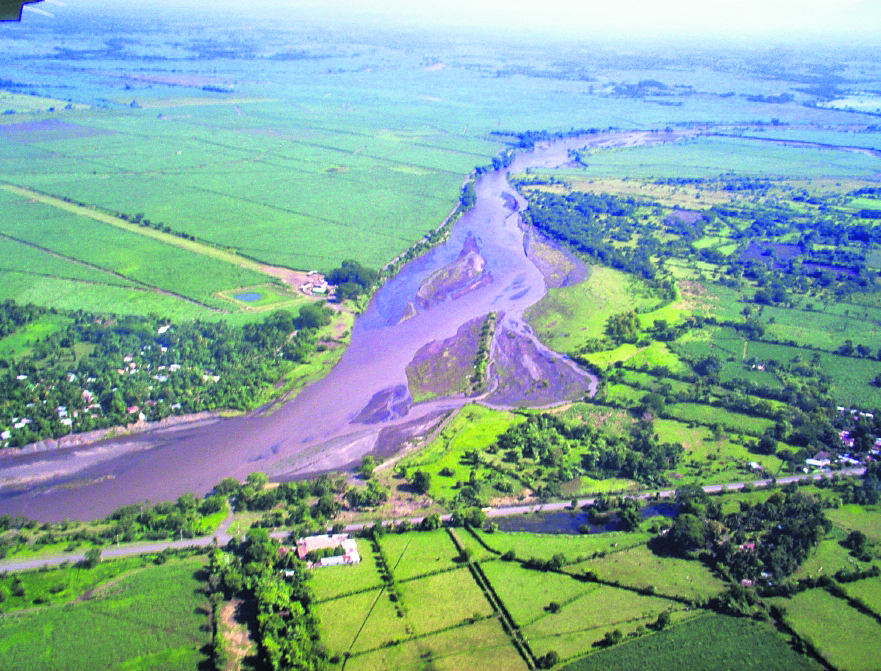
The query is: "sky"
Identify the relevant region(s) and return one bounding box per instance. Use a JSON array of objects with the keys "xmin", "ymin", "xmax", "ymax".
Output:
[{"xmin": 22, "ymin": 0, "xmax": 881, "ymax": 42}]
